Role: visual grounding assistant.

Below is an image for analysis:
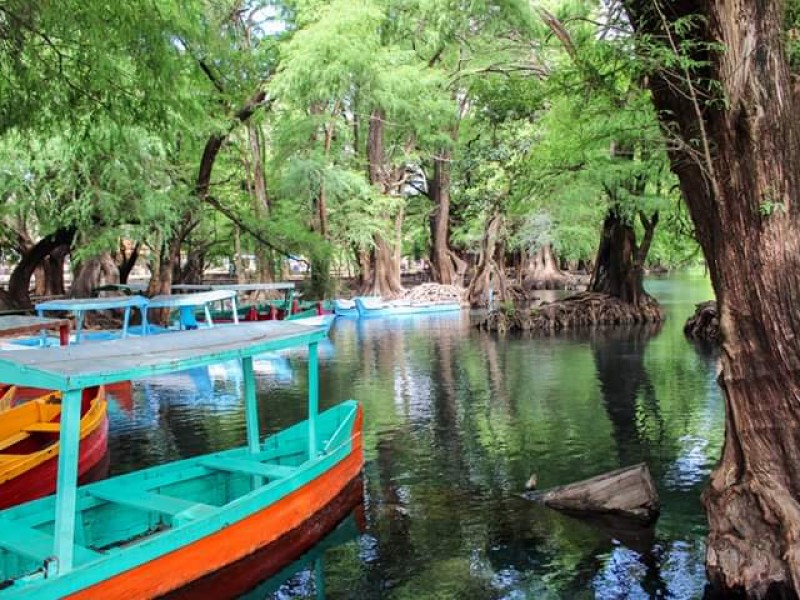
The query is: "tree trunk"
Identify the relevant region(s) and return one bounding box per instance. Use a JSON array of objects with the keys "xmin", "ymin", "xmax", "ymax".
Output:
[
  {"xmin": 429, "ymin": 151, "xmax": 462, "ymax": 286},
  {"xmin": 40, "ymin": 246, "xmax": 67, "ymax": 296},
  {"xmin": 246, "ymin": 123, "xmax": 273, "ymax": 284},
  {"xmin": 71, "ymin": 253, "xmax": 119, "ymax": 298},
  {"xmin": 467, "ymin": 211, "xmax": 510, "ymax": 307},
  {"xmin": 118, "ymin": 242, "xmax": 140, "ymax": 285},
  {"xmin": 523, "ymin": 244, "xmax": 567, "ymax": 289},
  {"xmin": 7, "ymin": 228, "xmax": 75, "ymax": 308},
  {"xmin": 622, "ymin": 0, "xmax": 800, "ymax": 595},
  {"xmin": 588, "ymin": 210, "xmax": 658, "ymax": 307},
  {"xmin": 363, "ymin": 109, "xmax": 403, "ymax": 297},
  {"xmin": 233, "ymin": 225, "xmax": 246, "ymax": 284}
]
